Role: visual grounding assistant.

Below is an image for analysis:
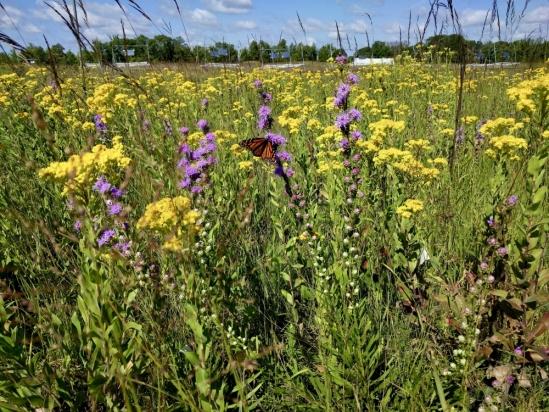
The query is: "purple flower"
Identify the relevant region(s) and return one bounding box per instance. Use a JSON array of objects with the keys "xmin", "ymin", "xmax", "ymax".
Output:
[
  {"xmin": 197, "ymin": 119, "xmax": 209, "ymax": 132},
  {"xmin": 343, "ymin": 159, "xmax": 351, "ymax": 168},
  {"xmin": 351, "ymin": 167, "xmax": 360, "ymax": 175},
  {"xmin": 93, "ymin": 176, "xmax": 111, "ymax": 194},
  {"xmin": 487, "ymin": 236, "xmax": 498, "ymax": 246},
  {"xmin": 506, "ymin": 375, "xmax": 515, "ymax": 385},
  {"xmin": 335, "ymin": 112, "xmax": 351, "ymax": 131},
  {"xmin": 94, "ymin": 114, "xmax": 107, "ymax": 133},
  {"xmin": 253, "ymin": 79, "xmax": 263, "ymax": 89},
  {"xmin": 514, "ymin": 346, "xmax": 523, "ymax": 356},
  {"xmin": 266, "ymin": 132, "xmax": 286, "ymax": 146},
  {"xmin": 261, "ymin": 91, "xmax": 272, "ymax": 102},
  {"xmin": 352, "ymin": 153, "xmax": 361, "ymax": 162},
  {"xmin": 108, "ymin": 202, "xmax": 123, "ymax": 216},
  {"xmin": 274, "ymin": 164, "xmax": 284, "ymax": 176},
  {"xmin": 351, "ymin": 130, "xmax": 362, "ymax": 140},
  {"xmin": 73, "ymin": 220, "xmax": 82, "ymax": 232},
  {"xmin": 348, "ymin": 108, "xmax": 362, "ymax": 122},
  {"xmin": 335, "ymin": 54, "xmax": 348, "ymax": 65},
  {"xmin": 179, "ymin": 127, "xmax": 190, "ymax": 136},
  {"xmin": 339, "ymin": 138, "xmax": 350, "ymax": 150},
  {"xmin": 480, "ymin": 261, "xmax": 489, "ymax": 271},
  {"xmin": 114, "ymin": 241, "xmax": 131, "ymax": 256},
  {"xmin": 179, "ymin": 177, "xmax": 191, "ymax": 188},
  {"xmin": 201, "ymin": 98, "xmax": 209, "ymax": 108},
  {"xmin": 179, "ymin": 143, "xmax": 192, "ymax": 154},
  {"xmin": 257, "ymin": 105, "xmax": 273, "ymax": 130},
  {"xmin": 347, "ymin": 73, "xmax": 359, "ymax": 84},
  {"xmin": 286, "ymin": 167, "xmax": 295, "ymax": 177},
  {"xmin": 496, "ymin": 246, "xmax": 508, "ymax": 257},
  {"xmin": 487, "ymin": 216, "xmax": 495, "ymax": 227},
  {"xmin": 276, "ymin": 151, "xmax": 292, "ymax": 162},
  {"xmin": 110, "ymin": 187, "xmax": 124, "ymax": 199},
  {"xmin": 506, "ymin": 195, "xmax": 518, "ymax": 207},
  {"xmin": 204, "ymin": 132, "xmax": 216, "ymax": 143},
  {"xmin": 185, "ymin": 165, "xmax": 201, "ymax": 178},
  {"xmin": 334, "ymin": 83, "xmax": 351, "ymax": 108},
  {"xmin": 191, "ymin": 186, "xmax": 203, "ymax": 194},
  {"xmin": 97, "ymin": 229, "xmax": 116, "ymax": 247}
]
